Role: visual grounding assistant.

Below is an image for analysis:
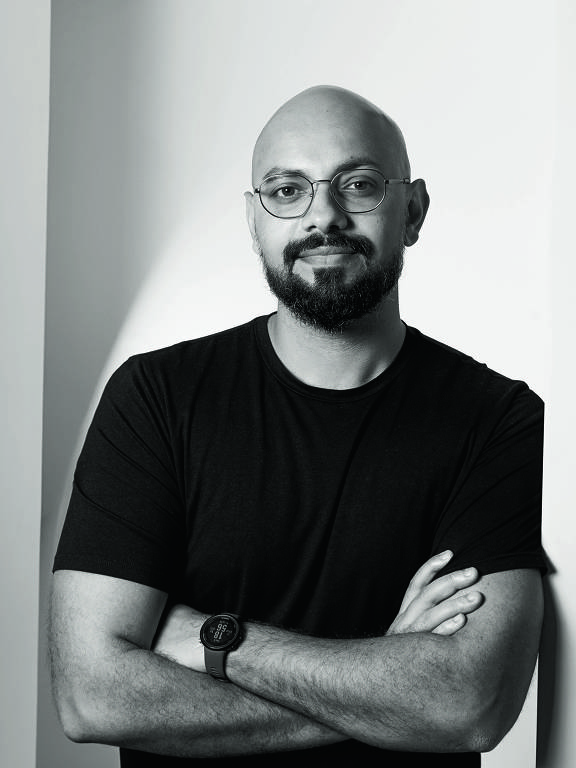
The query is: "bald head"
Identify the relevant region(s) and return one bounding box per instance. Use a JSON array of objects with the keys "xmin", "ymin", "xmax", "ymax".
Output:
[{"xmin": 252, "ymin": 85, "xmax": 410, "ymax": 185}]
